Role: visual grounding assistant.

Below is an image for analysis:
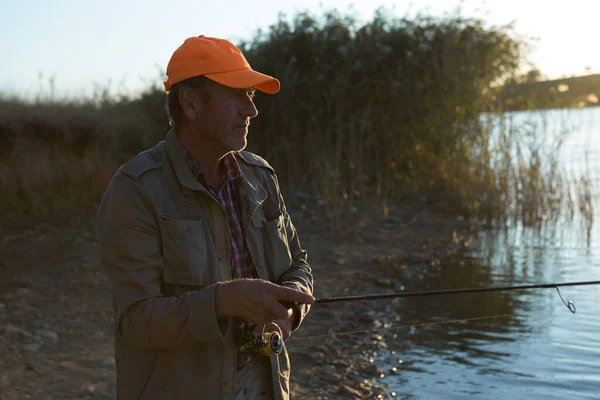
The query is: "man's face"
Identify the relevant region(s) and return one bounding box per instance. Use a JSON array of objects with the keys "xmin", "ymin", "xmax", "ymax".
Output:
[{"xmin": 194, "ymin": 81, "xmax": 258, "ymax": 153}]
